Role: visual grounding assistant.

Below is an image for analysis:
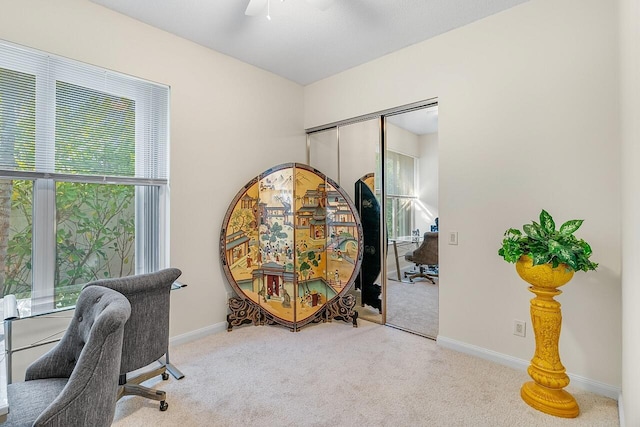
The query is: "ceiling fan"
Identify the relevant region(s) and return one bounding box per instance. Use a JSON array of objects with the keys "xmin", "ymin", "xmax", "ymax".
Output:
[{"xmin": 245, "ymin": 0, "xmax": 335, "ymax": 17}]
